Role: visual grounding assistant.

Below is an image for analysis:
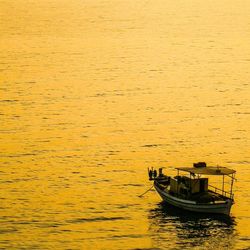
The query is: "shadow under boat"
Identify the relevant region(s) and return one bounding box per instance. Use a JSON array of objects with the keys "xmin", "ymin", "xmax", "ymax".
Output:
[
  {"xmin": 149, "ymin": 201, "xmax": 236, "ymax": 224},
  {"xmin": 147, "ymin": 201, "xmax": 237, "ymax": 249}
]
